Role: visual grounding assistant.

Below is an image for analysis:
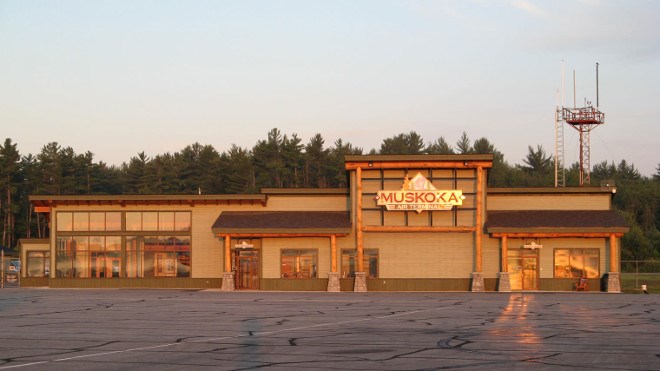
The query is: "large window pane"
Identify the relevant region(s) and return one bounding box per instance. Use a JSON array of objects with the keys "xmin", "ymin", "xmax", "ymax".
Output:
[
  {"xmin": 126, "ymin": 212, "xmax": 142, "ymax": 231},
  {"xmin": 175, "ymin": 212, "xmax": 191, "ymax": 231},
  {"xmin": 106, "ymin": 236, "xmax": 121, "ymax": 251},
  {"xmin": 89, "ymin": 236, "xmax": 105, "ymax": 251},
  {"xmin": 159, "ymin": 212, "xmax": 175, "ymax": 231},
  {"xmin": 554, "ymin": 248, "xmax": 599, "ymax": 278},
  {"xmin": 126, "ymin": 236, "xmax": 143, "ymax": 278},
  {"xmin": 89, "ymin": 212, "xmax": 106, "ymax": 231},
  {"xmin": 57, "ymin": 213, "xmax": 73, "ymax": 232},
  {"xmin": 106, "ymin": 212, "xmax": 122, "ymax": 231},
  {"xmin": 73, "ymin": 212, "xmax": 89, "ymax": 231},
  {"xmin": 143, "ymin": 212, "xmax": 158, "ymax": 231},
  {"xmin": 27, "ymin": 251, "xmax": 50, "ymax": 278},
  {"xmin": 554, "ymin": 249, "xmax": 570, "ymax": 278},
  {"xmin": 56, "ymin": 236, "xmax": 73, "ymax": 277},
  {"xmin": 281, "ymin": 249, "xmax": 317, "ymax": 278},
  {"xmin": 341, "ymin": 249, "xmax": 379, "ymax": 278}
]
